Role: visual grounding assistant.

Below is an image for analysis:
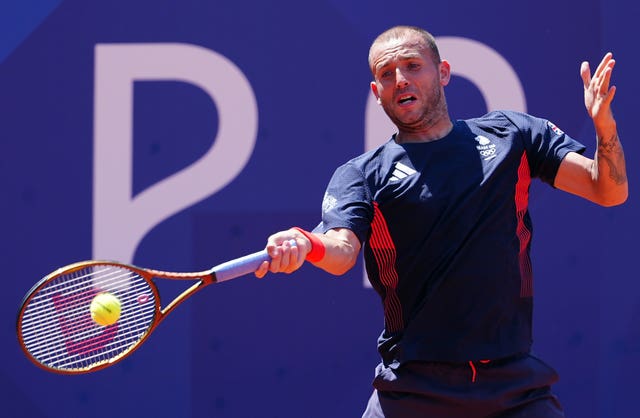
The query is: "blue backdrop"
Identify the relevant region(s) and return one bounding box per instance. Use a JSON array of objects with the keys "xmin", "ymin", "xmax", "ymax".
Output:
[{"xmin": 2, "ymin": 1, "xmax": 638, "ymax": 417}]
